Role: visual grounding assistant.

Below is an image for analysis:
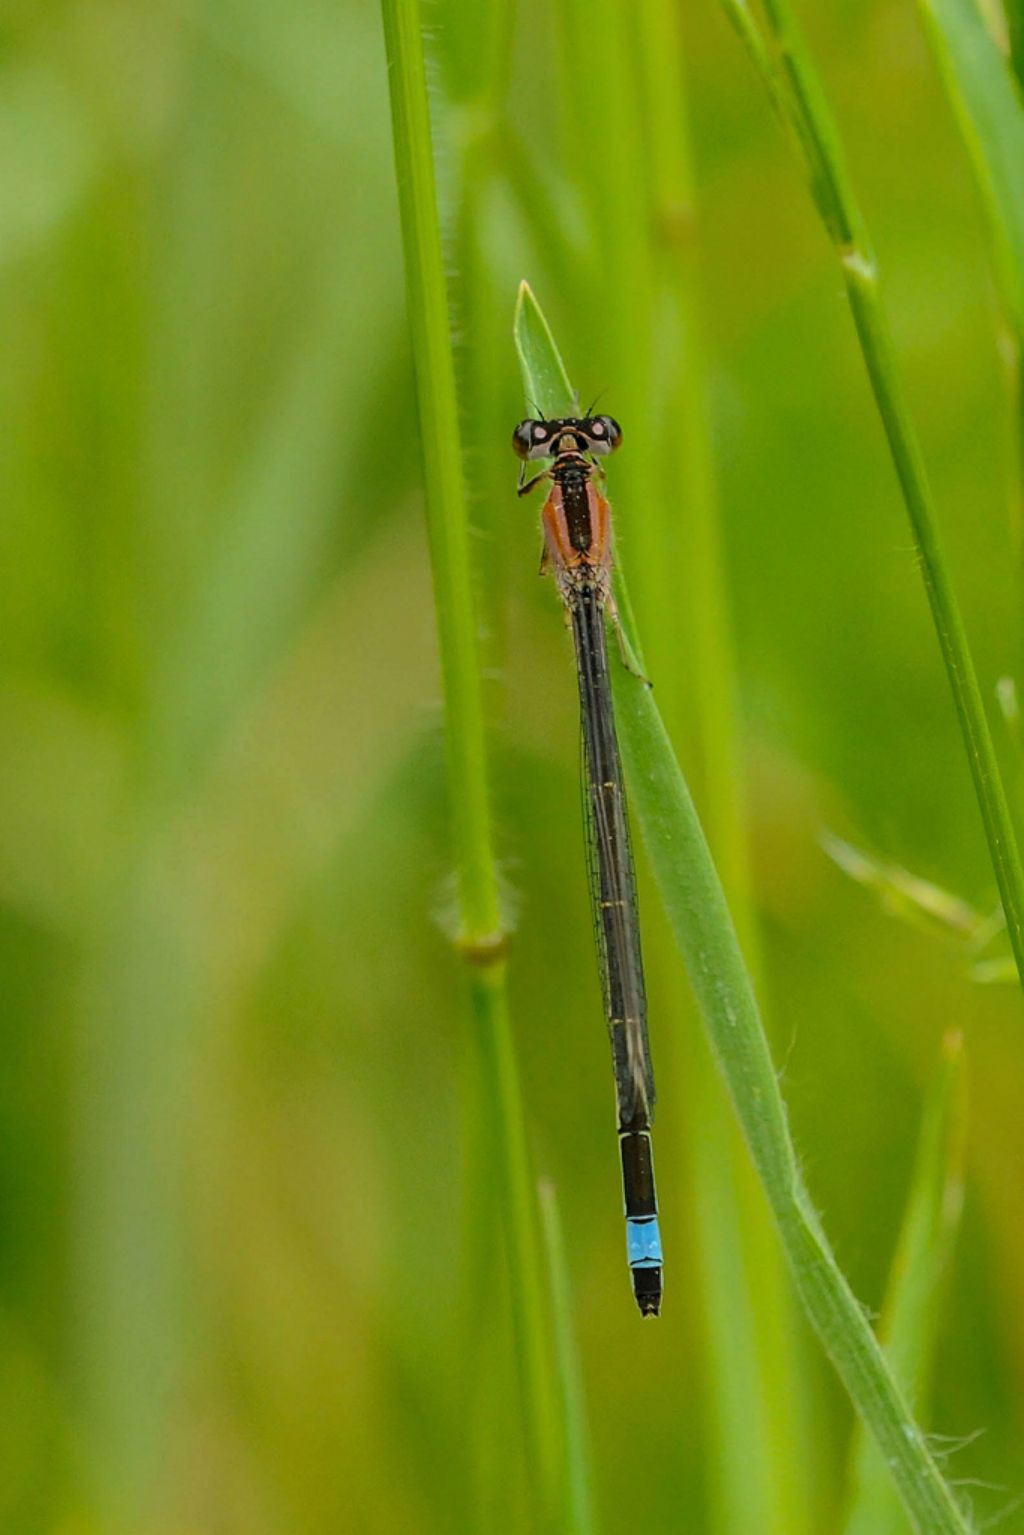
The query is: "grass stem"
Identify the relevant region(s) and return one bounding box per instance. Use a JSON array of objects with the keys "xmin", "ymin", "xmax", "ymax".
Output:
[
  {"xmin": 381, "ymin": 3, "xmax": 557, "ymax": 1521},
  {"xmin": 722, "ymin": 0, "xmax": 1024, "ymax": 995}
]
